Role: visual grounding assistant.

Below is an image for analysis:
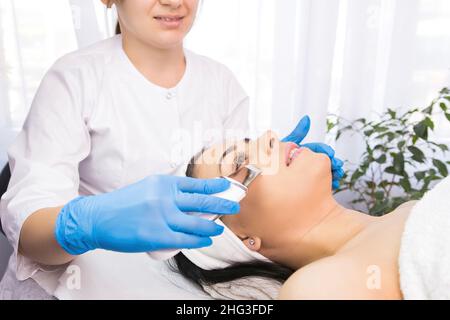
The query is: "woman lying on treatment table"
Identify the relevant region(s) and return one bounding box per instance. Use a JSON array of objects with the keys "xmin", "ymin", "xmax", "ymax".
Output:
[{"xmin": 171, "ymin": 130, "xmax": 419, "ymax": 300}]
